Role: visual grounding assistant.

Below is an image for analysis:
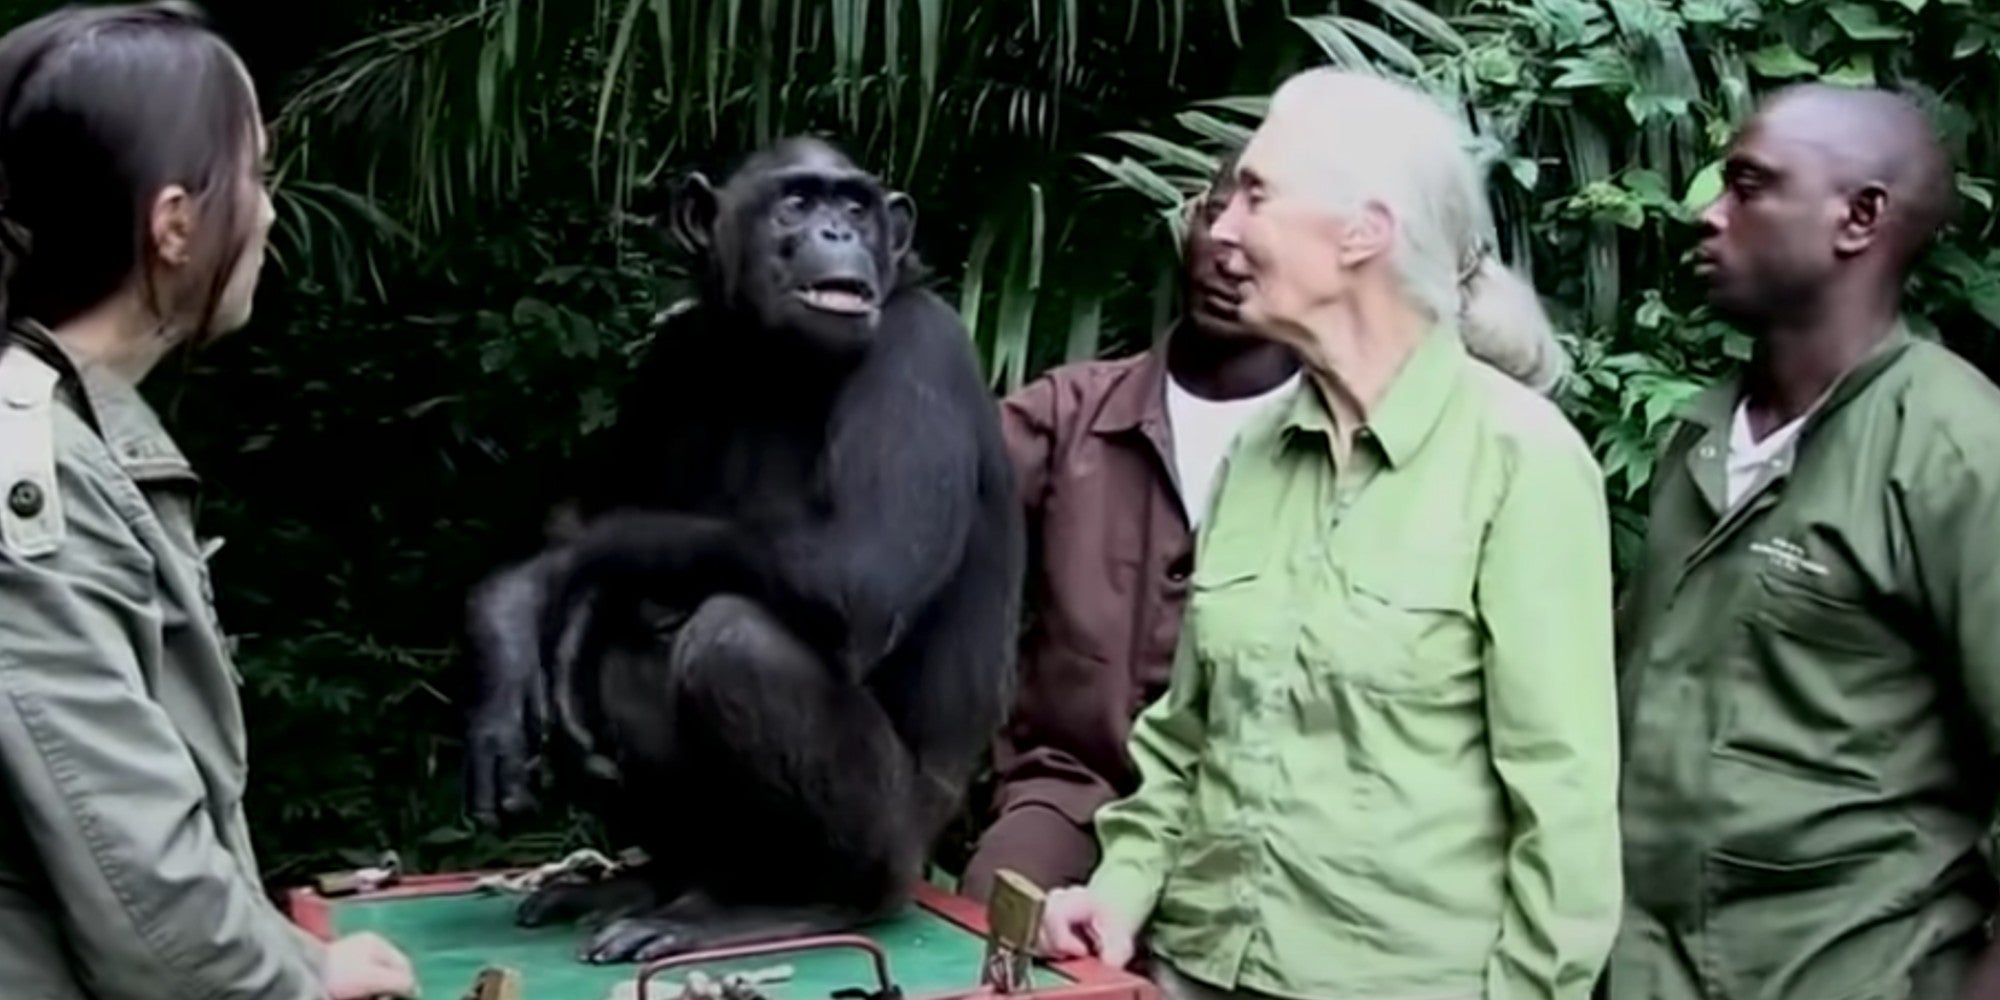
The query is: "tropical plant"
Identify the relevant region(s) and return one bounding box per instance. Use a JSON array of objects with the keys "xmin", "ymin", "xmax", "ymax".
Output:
[
  {"xmin": 5, "ymin": 0, "xmax": 1992, "ymax": 879},
  {"xmin": 1074, "ymin": 0, "xmax": 2000, "ymax": 565}
]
